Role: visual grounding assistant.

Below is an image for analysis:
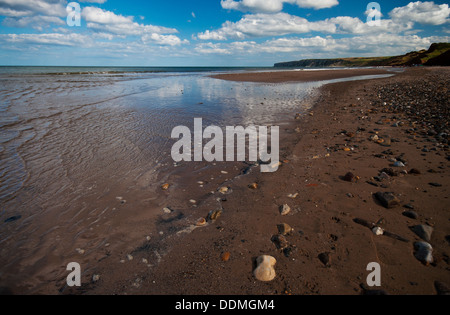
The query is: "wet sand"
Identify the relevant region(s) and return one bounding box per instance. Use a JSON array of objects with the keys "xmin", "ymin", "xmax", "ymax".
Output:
[
  {"xmin": 6, "ymin": 67, "xmax": 448, "ymax": 295},
  {"xmin": 90, "ymin": 67, "xmax": 448, "ymax": 295},
  {"xmin": 212, "ymin": 68, "xmax": 393, "ymax": 83}
]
